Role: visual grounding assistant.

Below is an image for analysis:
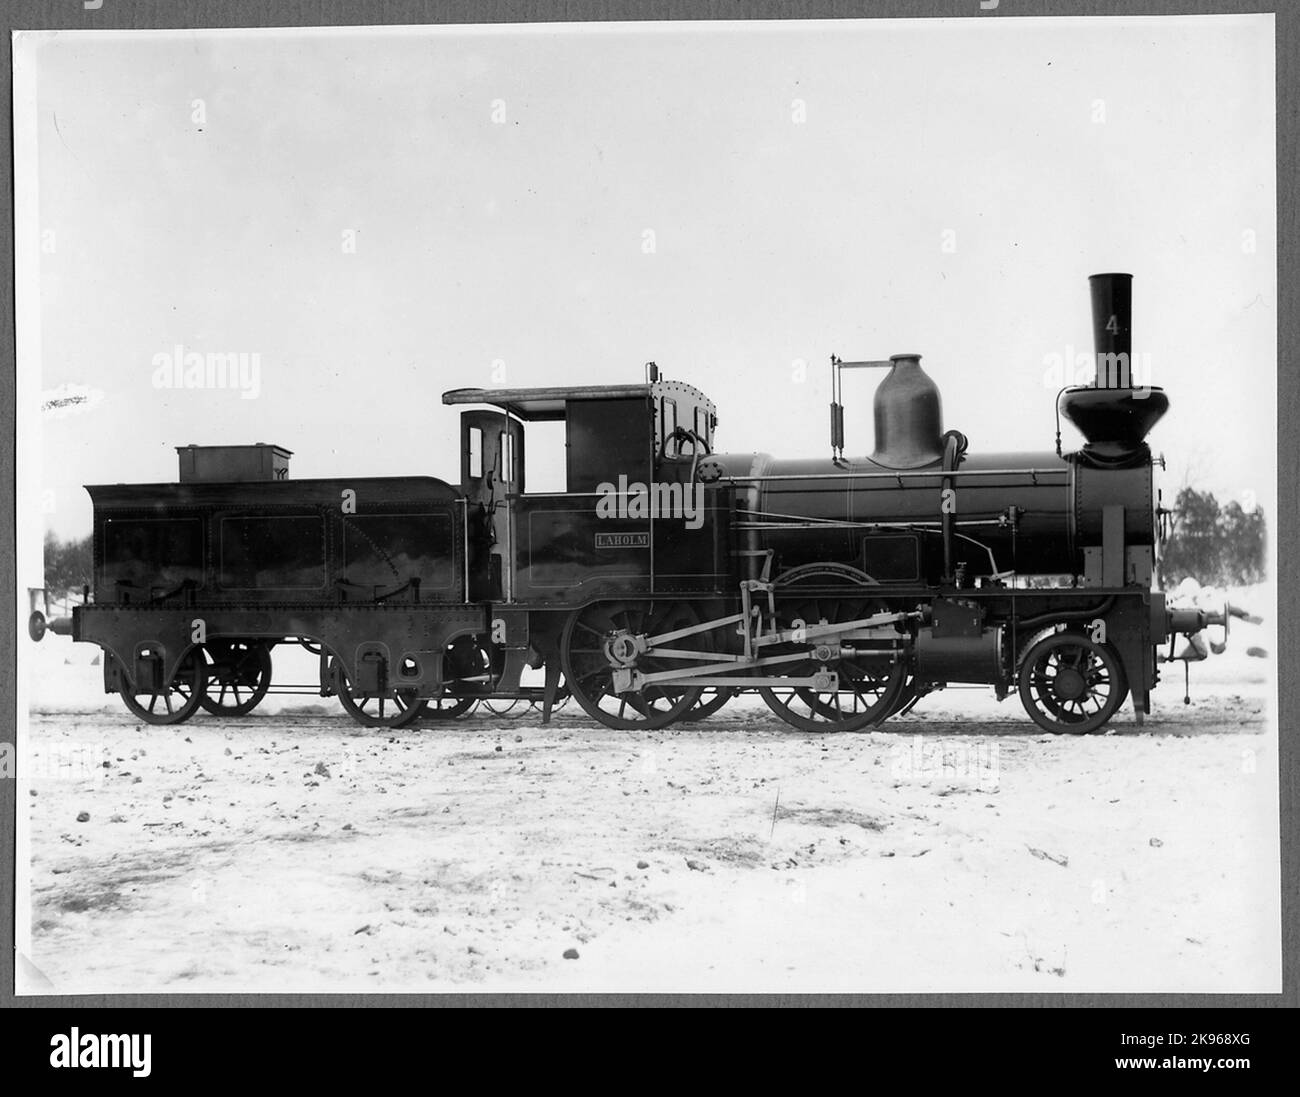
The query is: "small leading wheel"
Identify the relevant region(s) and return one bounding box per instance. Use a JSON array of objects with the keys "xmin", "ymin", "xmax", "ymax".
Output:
[
  {"xmin": 561, "ymin": 599, "xmax": 709, "ymax": 730},
  {"xmin": 119, "ymin": 648, "xmax": 207, "ymax": 725},
  {"xmin": 199, "ymin": 641, "xmax": 272, "ymax": 716},
  {"xmin": 1018, "ymin": 629, "xmax": 1128, "ymax": 734},
  {"xmin": 330, "ymin": 656, "xmax": 428, "ymax": 729}
]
